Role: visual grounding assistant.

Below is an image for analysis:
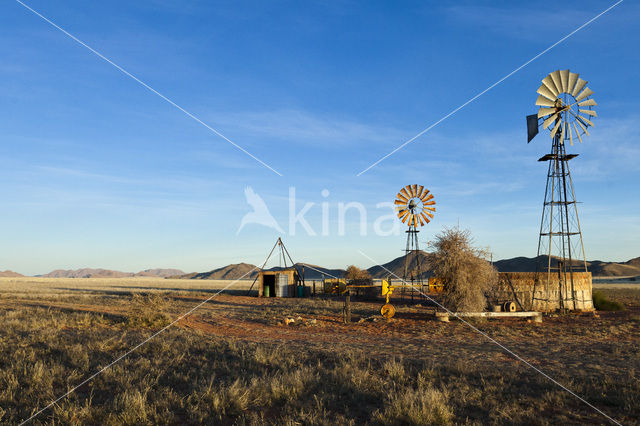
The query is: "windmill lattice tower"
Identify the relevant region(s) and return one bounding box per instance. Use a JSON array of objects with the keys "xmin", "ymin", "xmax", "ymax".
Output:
[
  {"xmin": 527, "ymin": 69, "xmax": 595, "ymax": 311},
  {"xmin": 394, "ymin": 185, "xmax": 436, "ymax": 300}
]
